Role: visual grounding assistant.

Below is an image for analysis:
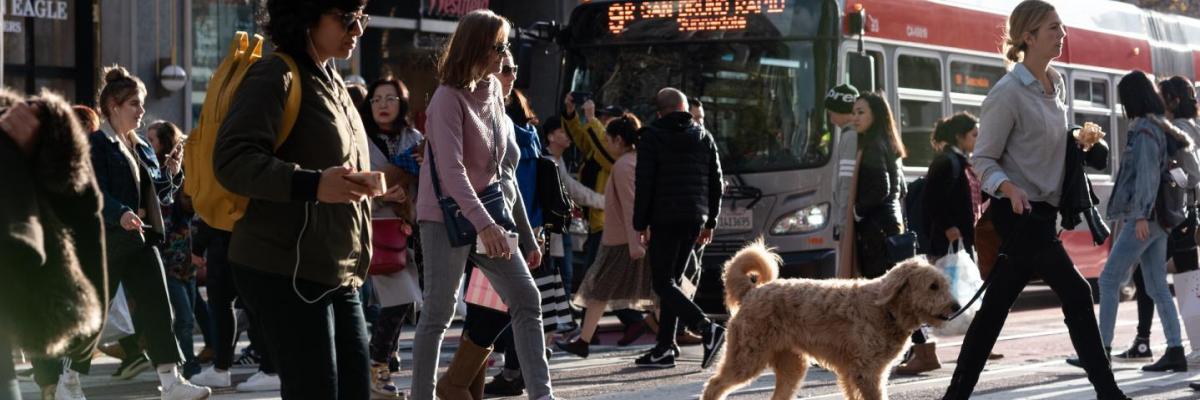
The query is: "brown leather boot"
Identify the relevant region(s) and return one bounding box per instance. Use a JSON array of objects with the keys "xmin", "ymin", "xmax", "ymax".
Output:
[
  {"xmin": 436, "ymin": 336, "xmax": 492, "ymax": 400},
  {"xmin": 469, "ymin": 362, "xmax": 486, "ymax": 400},
  {"xmin": 894, "ymin": 342, "xmax": 941, "ymax": 375}
]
